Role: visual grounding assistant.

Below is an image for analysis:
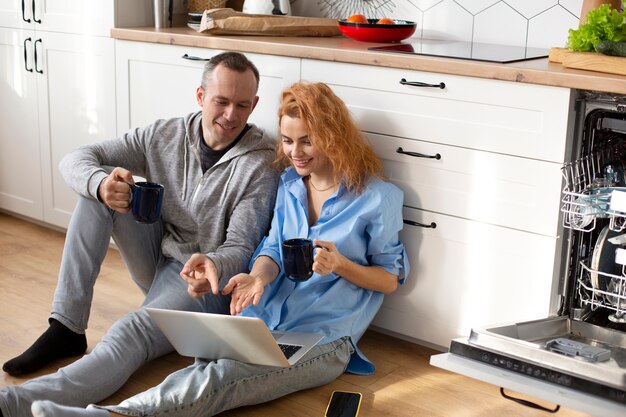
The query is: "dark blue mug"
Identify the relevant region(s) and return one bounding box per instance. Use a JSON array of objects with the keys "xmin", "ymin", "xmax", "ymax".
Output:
[
  {"xmin": 130, "ymin": 181, "xmax": 164, "ymax": 224},
  {"xmin": 281, "ymin": 238, "xmax": 320, "ymax": 282}
]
